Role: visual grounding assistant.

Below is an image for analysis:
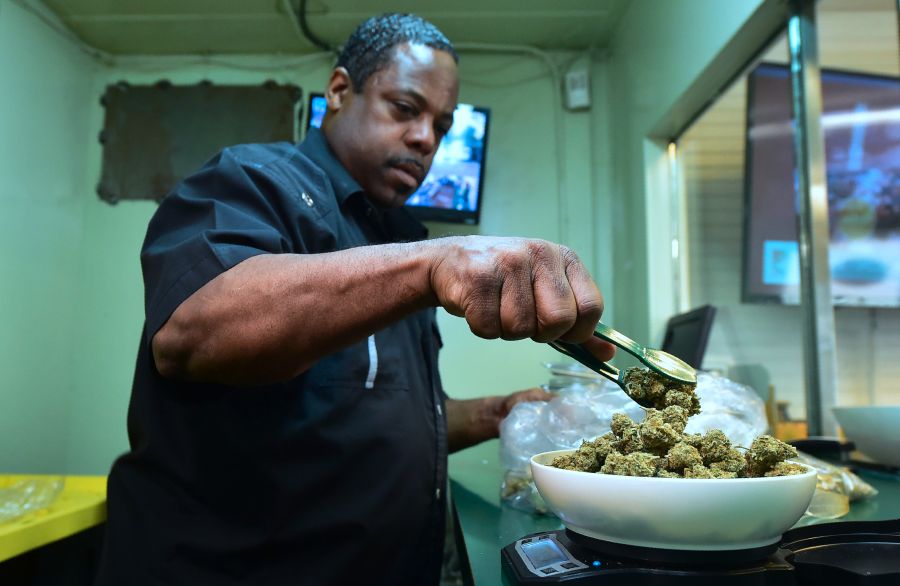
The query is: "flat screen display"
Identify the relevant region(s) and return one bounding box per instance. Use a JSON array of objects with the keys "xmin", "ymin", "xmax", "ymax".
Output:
[
  {"xmin": 661, "ymin": 305, "xmax": 716, "ymax": 369},
  {"xmin": 306, "ymin": 93, "xmax": 489, "ymax": 224},
  {"xmin": 743, "ymin": 63, "xmax": 900, "ymax": 307}
]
